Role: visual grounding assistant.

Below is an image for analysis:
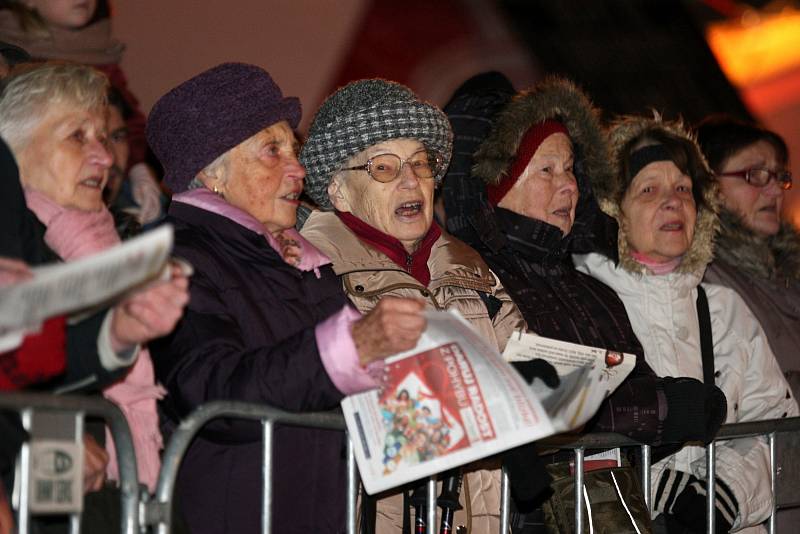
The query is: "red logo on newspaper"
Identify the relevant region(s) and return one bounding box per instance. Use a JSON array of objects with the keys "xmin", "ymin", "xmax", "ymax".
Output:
[{"xmin": 378, "ymin": 342, "xmax": 496, "ymax": 475}]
